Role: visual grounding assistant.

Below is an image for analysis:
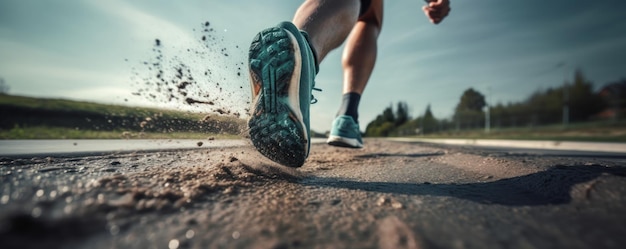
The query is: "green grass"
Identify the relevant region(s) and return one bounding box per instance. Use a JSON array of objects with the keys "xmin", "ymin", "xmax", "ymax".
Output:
[
  {"xmin": 3, "ymin": 95, "xmax": 623, "ymax": 142},
  {"xmin": 0, "ymin": 94, "xmax": 232, "ymax": 121},
  {"xmin": 0, "ymin": 94, "xmax": 246, "ymax": 139},
  {"xmin": 0, "ymin": 126, "xmax": 242, "ymax": 139},
  {"xmin": 416, "ymin": 120, "xmax": 626, "ymax": 143}
]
